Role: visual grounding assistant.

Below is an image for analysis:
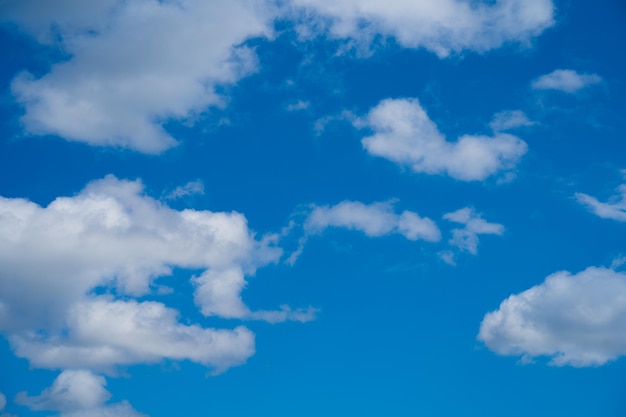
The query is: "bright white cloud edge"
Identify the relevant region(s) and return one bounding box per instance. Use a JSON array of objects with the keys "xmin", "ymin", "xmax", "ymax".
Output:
[
  {"xmin": 479, "ymin": 266, "xmax": 626, "ymax": 366},
  {"xmin": 16, "ymin": 370, "xmax": 146, "ymax": 417},
  {"xmin": 290, "ymin": 0, "xmax": 554, "ymax": 57},
  {"xmin": 358, "ymin": 98, "xmax": 528, "ymax": 181},
  {"xmin": 575, "ymin": 183, "xmax": 626, "ymax": 222}
]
